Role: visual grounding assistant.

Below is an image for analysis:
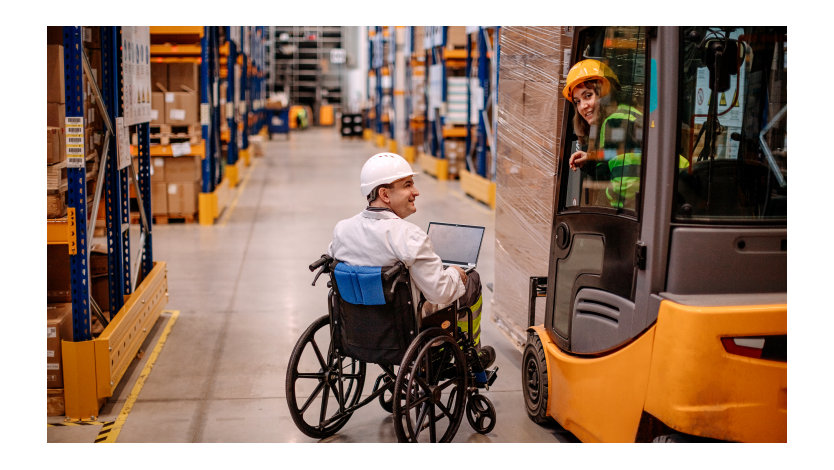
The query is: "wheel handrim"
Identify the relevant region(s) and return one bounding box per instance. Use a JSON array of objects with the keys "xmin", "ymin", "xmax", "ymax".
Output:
[{"xmin": 396, "ymin": 334, "xmax": 465, "ymax": 442}]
